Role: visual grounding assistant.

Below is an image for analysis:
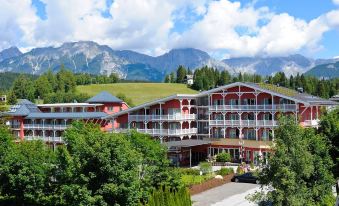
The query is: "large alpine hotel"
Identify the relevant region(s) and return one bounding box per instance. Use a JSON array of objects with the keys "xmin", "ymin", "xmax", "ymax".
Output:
[{"xmin": 3, "ymin": 82, "xmax": 337, "ymax": 166}]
